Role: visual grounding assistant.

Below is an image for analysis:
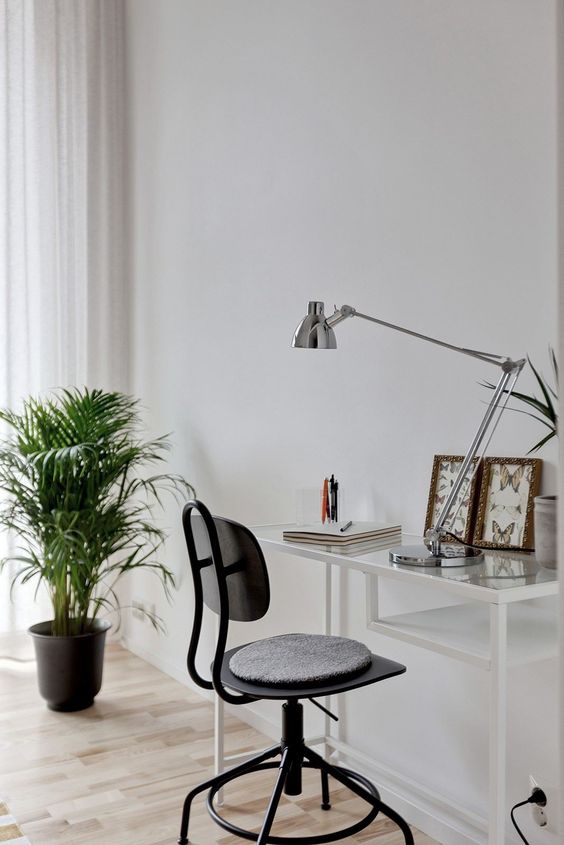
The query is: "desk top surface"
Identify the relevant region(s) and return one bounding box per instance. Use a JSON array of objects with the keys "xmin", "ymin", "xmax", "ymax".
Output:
[{"xmin": 253, "ymin": 525, "xmax": 558, "ymax": 604}]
